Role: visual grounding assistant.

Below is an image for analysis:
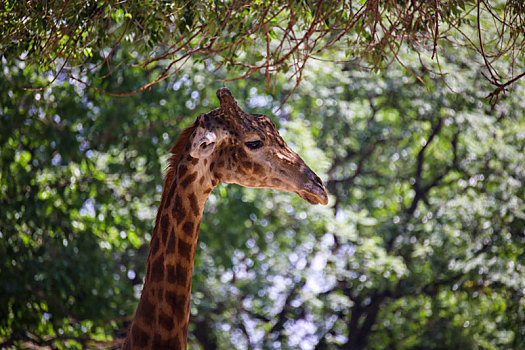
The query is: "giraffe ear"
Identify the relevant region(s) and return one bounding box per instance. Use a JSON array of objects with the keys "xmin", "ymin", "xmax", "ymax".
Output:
[{"xmin": 190, "ymin": 131, "xmax": 217, "ymax": 158}]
